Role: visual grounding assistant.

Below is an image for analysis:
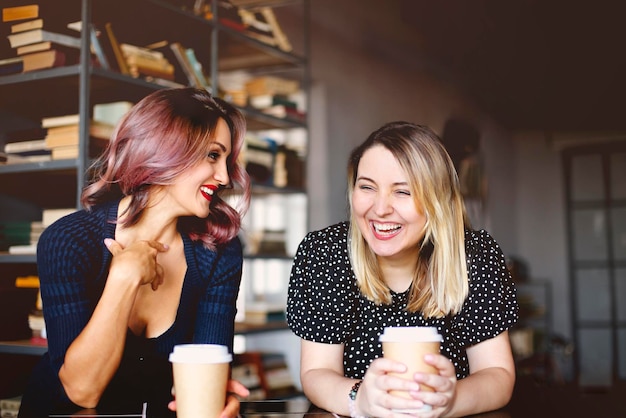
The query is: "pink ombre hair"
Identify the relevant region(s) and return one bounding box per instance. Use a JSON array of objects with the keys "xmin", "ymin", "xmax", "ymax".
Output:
[{"xmin": 82, "ymin": 87, "xmax": 250, "ymax": 249}]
